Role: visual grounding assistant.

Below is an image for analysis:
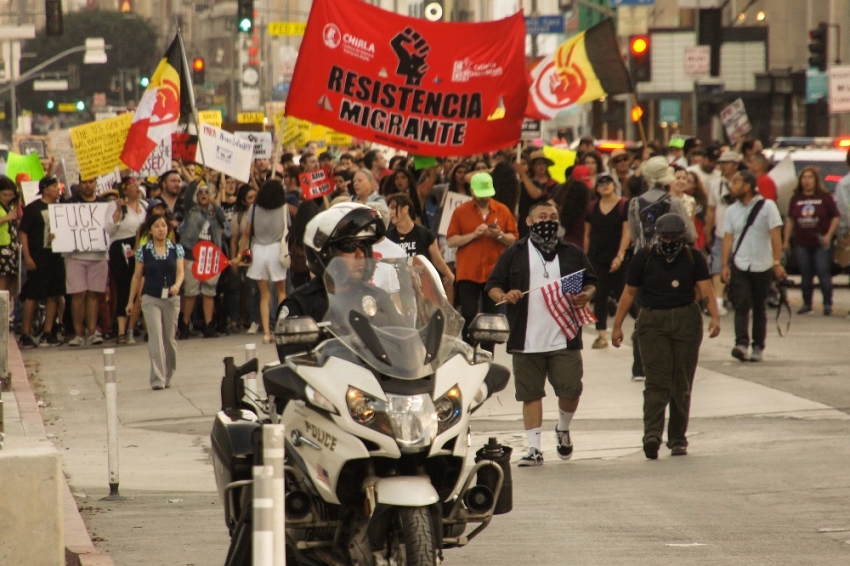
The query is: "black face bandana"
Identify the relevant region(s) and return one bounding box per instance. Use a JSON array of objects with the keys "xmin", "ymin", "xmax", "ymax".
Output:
[
  {"xmin": 657, "ymin": 238, "xmax": 684, "ymax": 262},
  {"xmin": 529, "ymin": 220, "xmax": 560, "ymax": 255}
]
